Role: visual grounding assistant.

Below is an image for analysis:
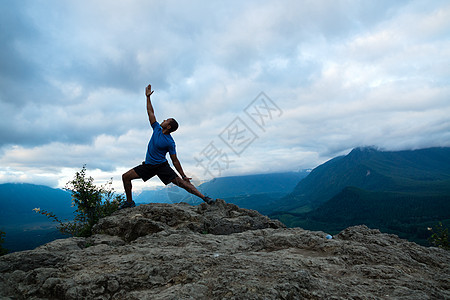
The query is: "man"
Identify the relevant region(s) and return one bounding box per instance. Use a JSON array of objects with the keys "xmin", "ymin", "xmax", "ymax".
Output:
[{"xmin": 121, "ymin": 84, "xmax": 215, "ymax": 209}]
